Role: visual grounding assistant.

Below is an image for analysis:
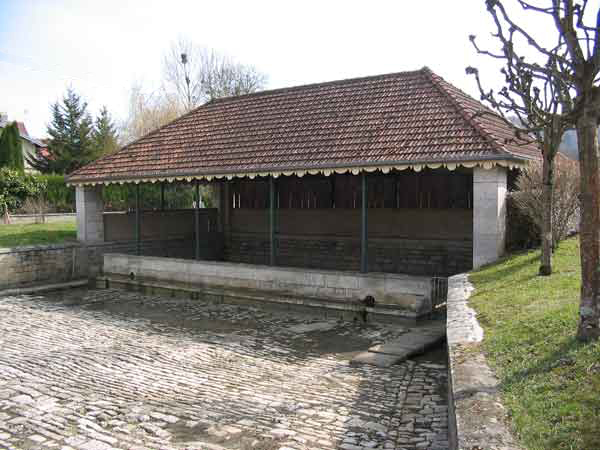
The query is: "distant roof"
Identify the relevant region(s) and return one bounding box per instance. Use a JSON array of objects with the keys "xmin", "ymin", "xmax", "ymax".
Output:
[{"xmin": 68, "ymin": 67, "xmax": 540, "ymax": 186}]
